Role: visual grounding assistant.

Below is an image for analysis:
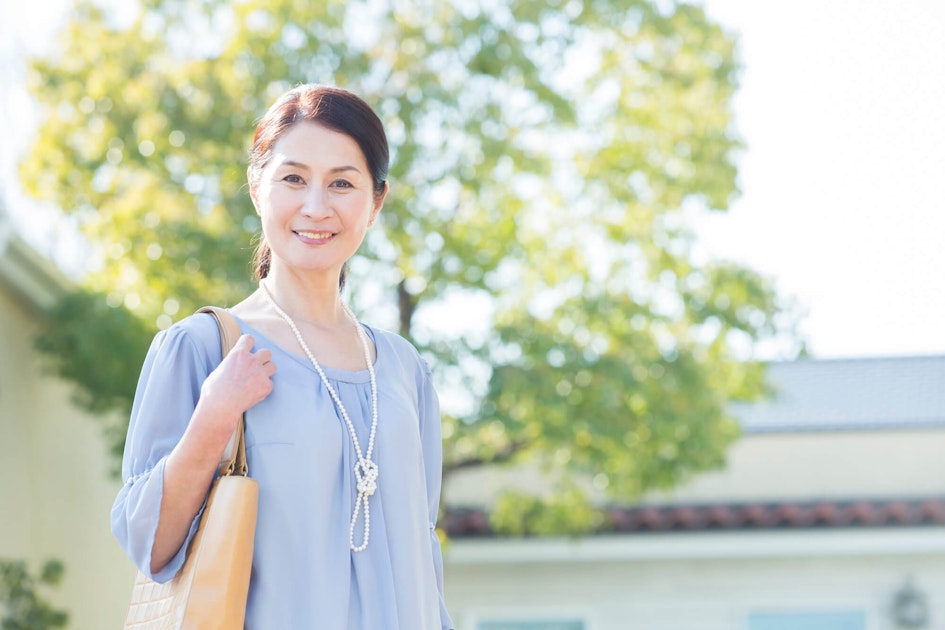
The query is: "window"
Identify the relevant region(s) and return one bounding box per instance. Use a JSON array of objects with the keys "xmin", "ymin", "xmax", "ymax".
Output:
[
  {"xmin": 748, "ymin": 611, "xmax": 865, "ymax": 630},
  {"xmin": 478, "ymin": 622, "xmax": 584, "ymax": 630}
]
